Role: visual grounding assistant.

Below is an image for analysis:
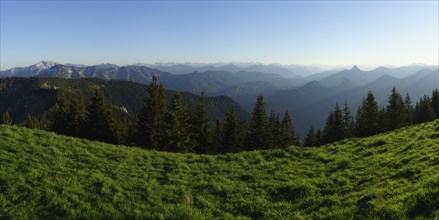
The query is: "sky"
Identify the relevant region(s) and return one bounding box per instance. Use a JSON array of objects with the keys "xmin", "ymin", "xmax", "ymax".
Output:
[{"xmin": 0, "ymin": 1, "xmax": 438, "ymax": 70}]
